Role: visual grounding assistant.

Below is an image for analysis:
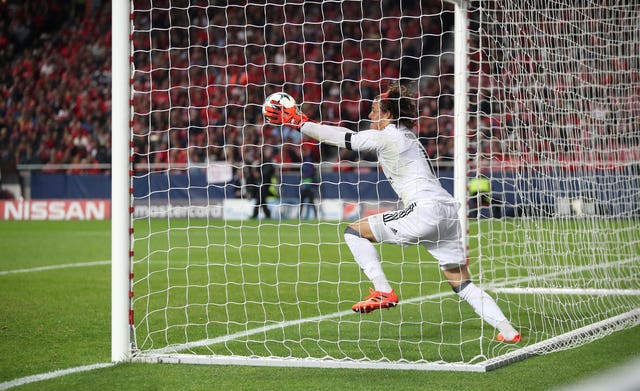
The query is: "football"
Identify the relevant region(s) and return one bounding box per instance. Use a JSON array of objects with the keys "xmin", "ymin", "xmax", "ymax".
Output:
[{"xmin": 262, "ymin": 92, "xmax": 297, "ymax": 123}]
